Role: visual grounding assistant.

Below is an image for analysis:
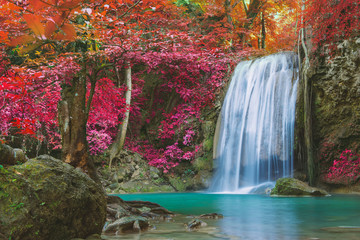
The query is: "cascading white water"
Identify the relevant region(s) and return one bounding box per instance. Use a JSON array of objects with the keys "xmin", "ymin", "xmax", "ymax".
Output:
[{"xmin": 210, "ymin": 52, "xmax": 299, "ymax": 193}]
